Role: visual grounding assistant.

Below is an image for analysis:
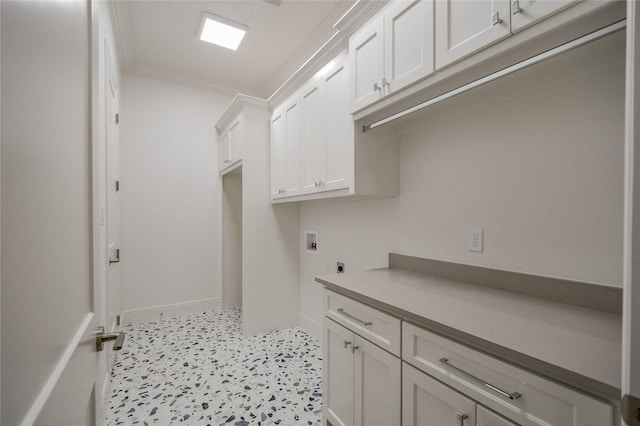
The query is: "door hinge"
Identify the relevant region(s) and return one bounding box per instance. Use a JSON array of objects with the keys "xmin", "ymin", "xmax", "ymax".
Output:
[
  {"xmin": 115, "ymin": 180, "xmax": 120, "ymax": 192},
  {"xmin": 622, "ymin": 394, "xmax": 640, "ymax": 425},
  {"xmin": 115, "ymin": 113, "xmax": 120, "ymax": 125}
]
